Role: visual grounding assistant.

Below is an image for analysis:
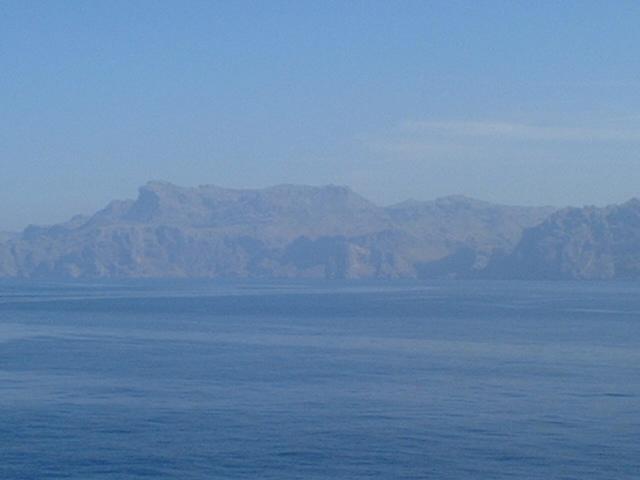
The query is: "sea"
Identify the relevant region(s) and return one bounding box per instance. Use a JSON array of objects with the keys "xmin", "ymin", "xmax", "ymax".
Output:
[{"xmin": 0, "ymin": 280, "xmax": 638, "ymax": 479}]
